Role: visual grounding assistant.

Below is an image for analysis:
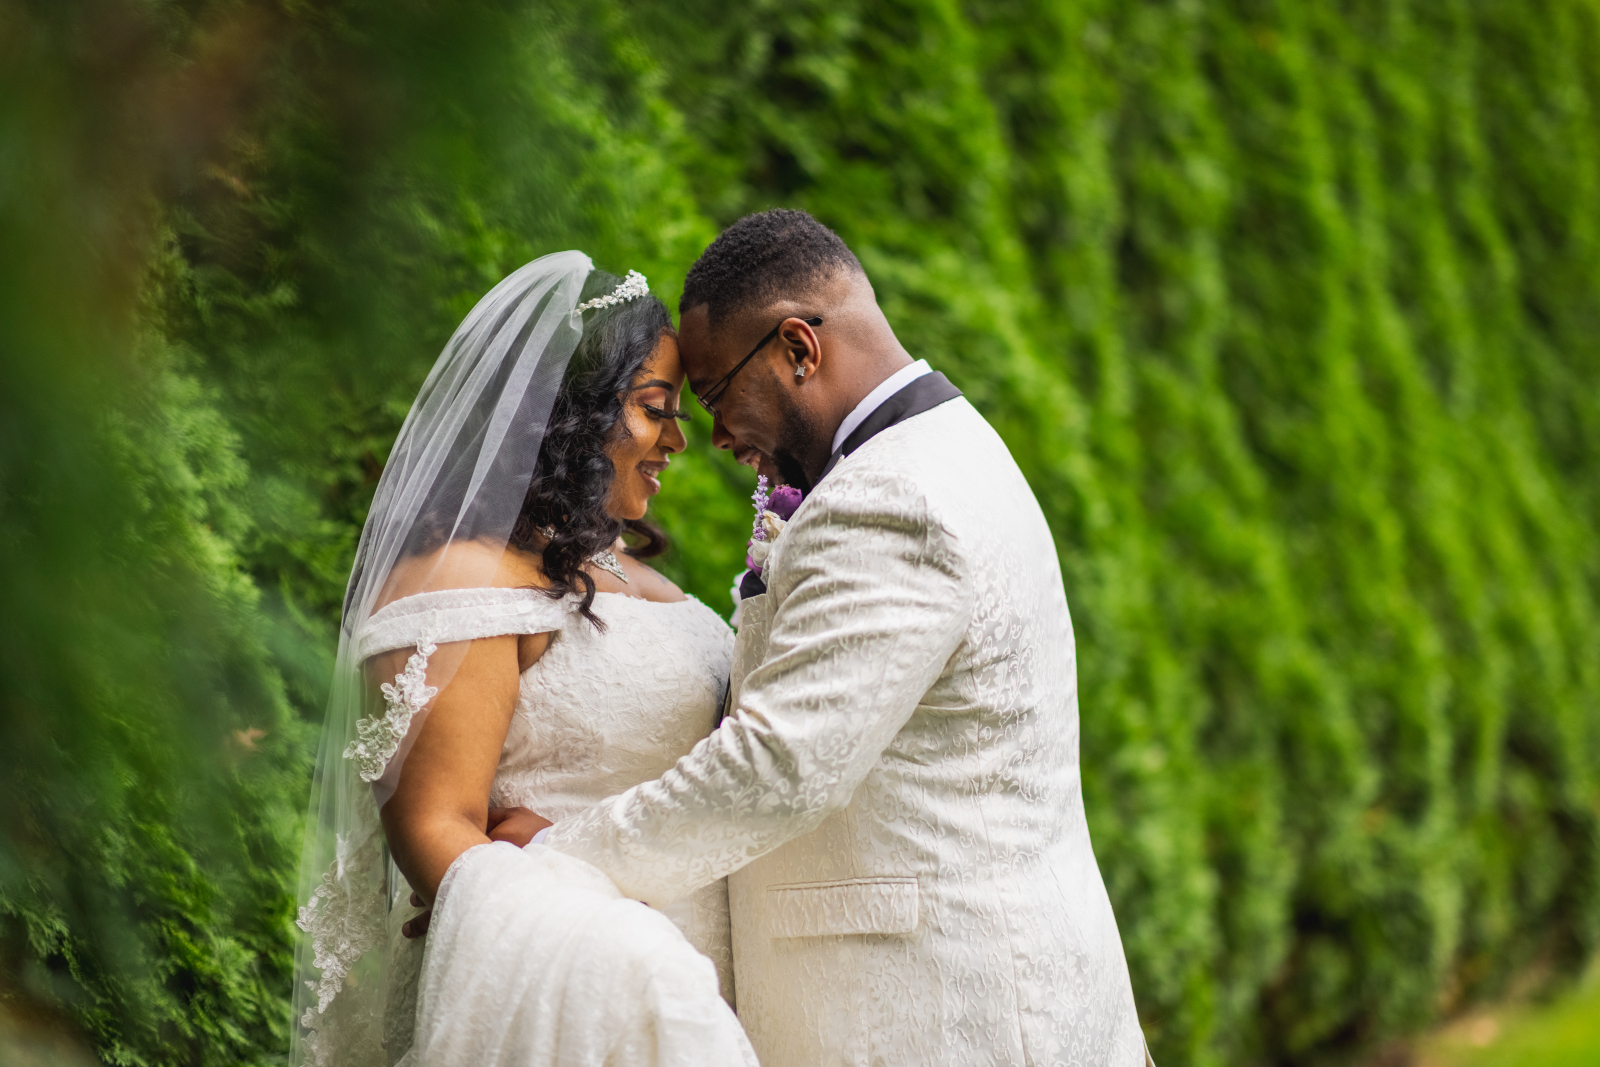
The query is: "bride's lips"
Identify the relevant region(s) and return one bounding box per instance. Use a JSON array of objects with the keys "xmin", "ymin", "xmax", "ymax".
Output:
[{"xmin": 637, "ymin": 459, "xmax": 667, "ymax": 495}]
